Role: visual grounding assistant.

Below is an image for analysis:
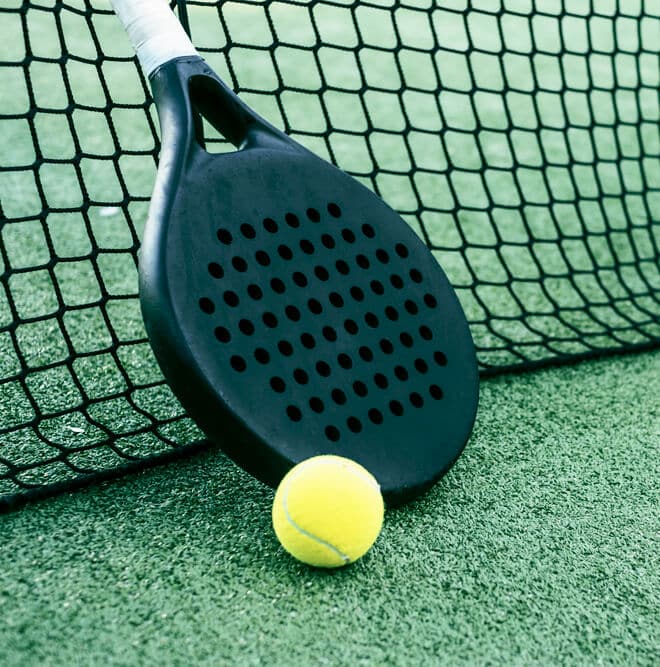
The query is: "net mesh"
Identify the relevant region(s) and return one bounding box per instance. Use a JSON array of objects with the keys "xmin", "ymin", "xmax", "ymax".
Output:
[{"xmin": 1, "ymin": 0, "xmax": 658, "ymax": 509}]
